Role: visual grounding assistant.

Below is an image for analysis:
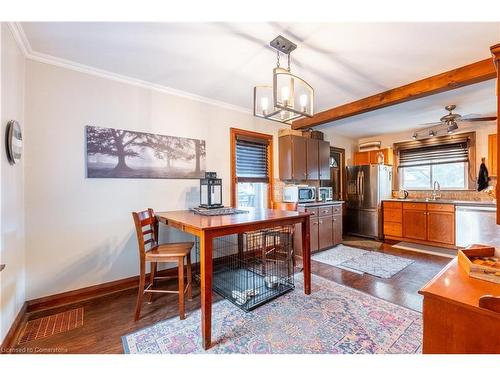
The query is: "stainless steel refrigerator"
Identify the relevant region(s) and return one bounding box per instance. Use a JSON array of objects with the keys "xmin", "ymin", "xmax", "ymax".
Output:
[{"xmin": 346, "ymin": 164, "xmax": 392, "ymax": 239}]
